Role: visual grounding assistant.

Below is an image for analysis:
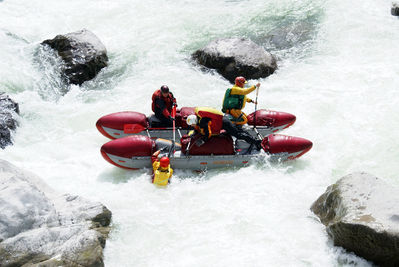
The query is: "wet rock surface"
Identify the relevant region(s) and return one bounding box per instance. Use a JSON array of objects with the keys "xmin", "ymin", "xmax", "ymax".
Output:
[
  {"xmin": 41, "ymin": 29, "xmax": 108, "ymax": 86},
  {"xmin": 0, "ymin": 159, "xmax": 112, "ymax": 267},
  {"xmin": 0, "ymin": 93, "xmax": 19, "ymax": 149},
  {"xmin": 392, "ymin": 3, "xmax": 399, "ymax": 16},
  {"xmin": 192, "ymin": 38, "xmax": 277, "ymax": 83},
  {"xmin": 311, "ymin": 172, "xmax": 399, "ymax": 266}
]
